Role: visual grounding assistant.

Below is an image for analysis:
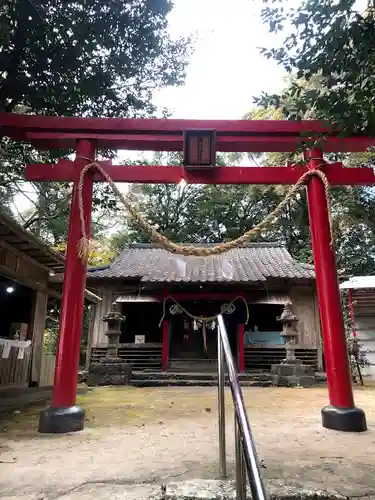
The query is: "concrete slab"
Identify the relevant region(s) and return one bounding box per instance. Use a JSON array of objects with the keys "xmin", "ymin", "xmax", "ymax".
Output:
[
  {"xmin": 4, "ymin": 479, "xmax": 362, "ymax": 500},
  {"xmin": 57, "ymin": 482, "xmax": 161, "ymax": 500}
]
